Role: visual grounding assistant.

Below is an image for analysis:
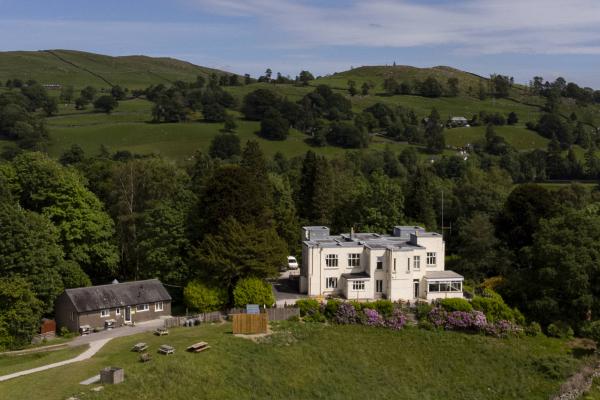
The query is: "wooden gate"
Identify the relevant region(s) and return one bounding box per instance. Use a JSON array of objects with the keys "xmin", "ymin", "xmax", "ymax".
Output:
[{"xmin": 232, "ymin": 313, "xmax": 268, "ymax": 334}]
